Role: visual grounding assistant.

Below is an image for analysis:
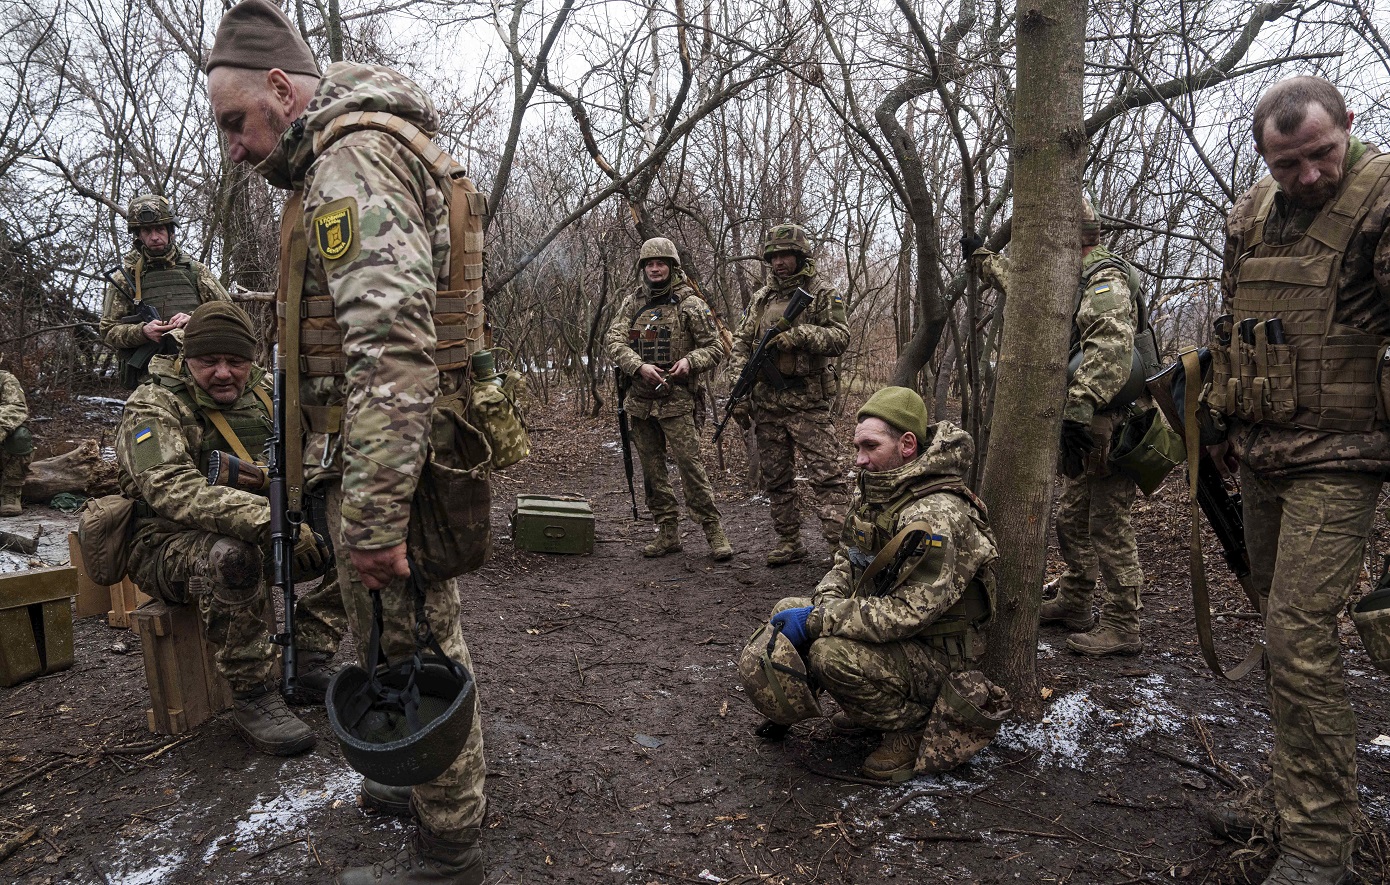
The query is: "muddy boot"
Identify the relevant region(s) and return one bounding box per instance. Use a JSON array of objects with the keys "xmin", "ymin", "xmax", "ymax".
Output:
[
  {"xmin": 862, "ymin": 729, "xmax": 922, "ymax": 783},
  {"xmin": 1260, "ymin": 853, "xmax": 1349, "ymax": 885},
  {"xmin": 0, "ymin": 490, "xmax": 20, "ymax": 517},
  {"xmin": 286, "ymin": 651, "xmax": 337, "ymax": 705},
  {"xmin": 231, "ymin": 686, "xmax": 316, "ymax": 756},
  {"xmin": 1206, "ymin": 782, "xmax": 1276, "ymax": 843},
  {"xmin": 753, "ymin": 718, "xmax": 790, "ymax": 741},
  {"xmin": 1065, "ymin": 624, "xmax": 1143, "ymax": 656},
  {"xmin": 1038, "ymin": 597, "xmax": 1095, "ymax": 632},
  {"xmin": 360, "ymin": 778, "xmax": 414, "ymax": 817},
  {"xmin": 703, "ymin": 521, "xmax": 733, "ymax": 561},
  {"xmin": 337, "ymin": 826, "xmax": 483, "ymax": 885},
  {"xmin": 642, "ymin": 522, "xmax": 682, "ymax": 558},
  {"xmin": 828, "ymin": 710, "xmax": 870, "ymax": 737},
  {"xmin": 766, "ymin": 536, "xmax": 807, "ymax": 568}
]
